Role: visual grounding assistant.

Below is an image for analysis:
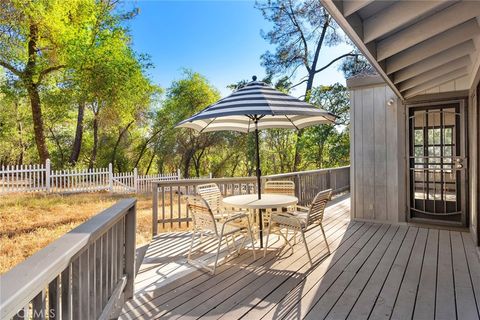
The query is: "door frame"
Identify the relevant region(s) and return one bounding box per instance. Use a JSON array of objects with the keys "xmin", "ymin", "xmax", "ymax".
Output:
[{"xmin": 405, "ymin": 99, "xmax": 468, "ymax": 227}]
